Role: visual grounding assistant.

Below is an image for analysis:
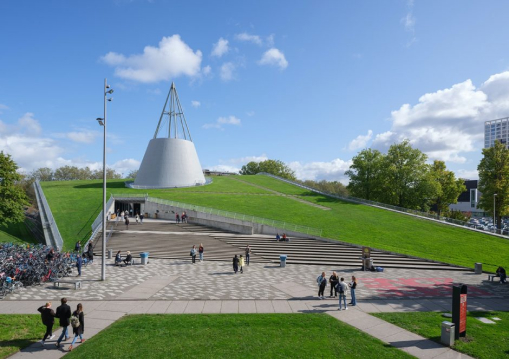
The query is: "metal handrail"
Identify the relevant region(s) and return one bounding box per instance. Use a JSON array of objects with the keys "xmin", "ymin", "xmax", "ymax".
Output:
[{"xmin": 33, "ymin": 180, "xmax": 64, "ymax": 250}]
